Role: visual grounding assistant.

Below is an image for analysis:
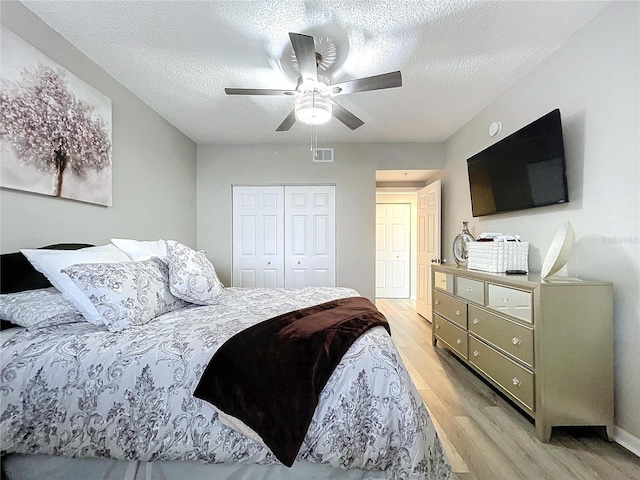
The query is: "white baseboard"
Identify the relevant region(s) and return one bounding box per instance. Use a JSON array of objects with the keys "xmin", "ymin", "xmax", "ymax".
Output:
[{"xmin": 615, "ymin": 426, "xmax": 640, "ymax": 457}]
